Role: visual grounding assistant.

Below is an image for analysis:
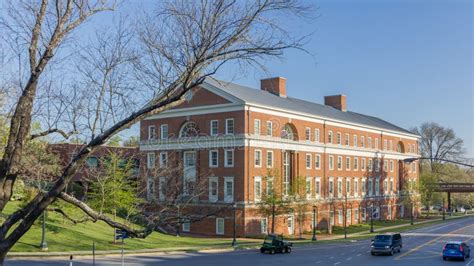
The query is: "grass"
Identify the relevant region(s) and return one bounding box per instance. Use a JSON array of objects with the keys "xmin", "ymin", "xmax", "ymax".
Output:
[
  {"xmin": 331, "ymin": 219, "xmax": 411, "ymax": 235},
  {"xmin": 1, "ymin": 201, "xmax": 258, "ymax": 253}
]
